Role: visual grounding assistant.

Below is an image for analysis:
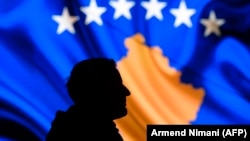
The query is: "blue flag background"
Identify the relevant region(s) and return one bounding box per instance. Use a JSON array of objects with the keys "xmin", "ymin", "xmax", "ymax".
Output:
[{"xmin": 0, "ymin": 0, "xmax": 250, "ymax": 140}]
